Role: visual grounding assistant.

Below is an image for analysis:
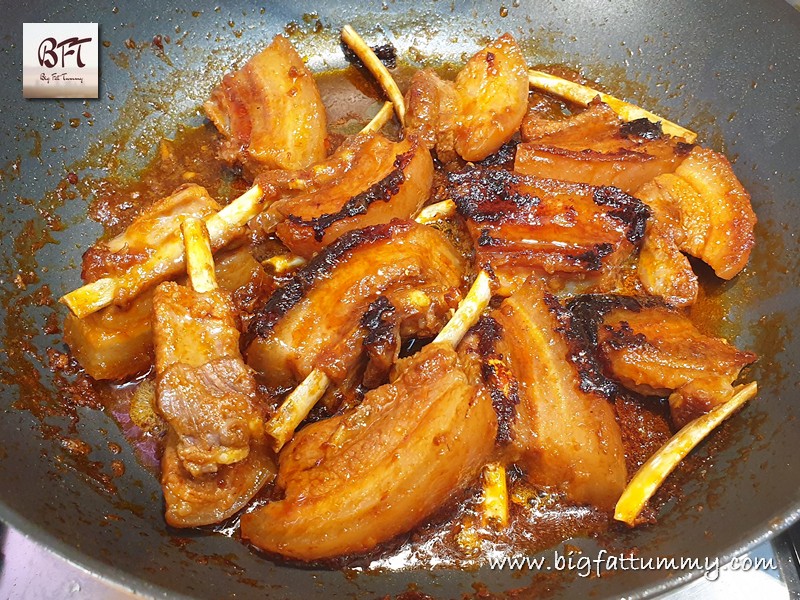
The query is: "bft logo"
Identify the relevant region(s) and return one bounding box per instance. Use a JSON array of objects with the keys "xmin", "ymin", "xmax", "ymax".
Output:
[
  {"xmin": 37, "ymin": 36, "xmax": 93, "ymax": 69},
  {"xmin": 23, "ymin": 23, "xmax": 99, "ymax": 99}
]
